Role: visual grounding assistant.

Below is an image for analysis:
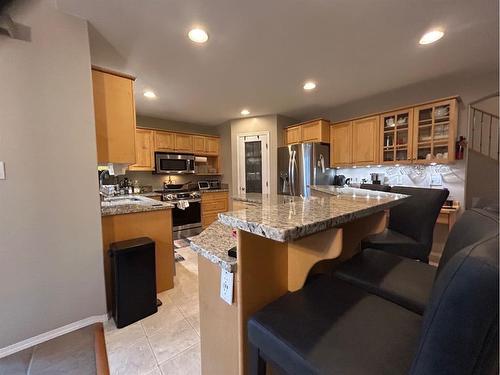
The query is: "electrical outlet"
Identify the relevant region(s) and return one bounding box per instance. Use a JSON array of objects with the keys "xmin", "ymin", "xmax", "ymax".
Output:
[
  {"xmin": 220, "ymin": 269, "xmax": 234, "ymax": 305},
  {"xmin": 0, "ymin": 161, "xmax": 5, "ymax": 180}
]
